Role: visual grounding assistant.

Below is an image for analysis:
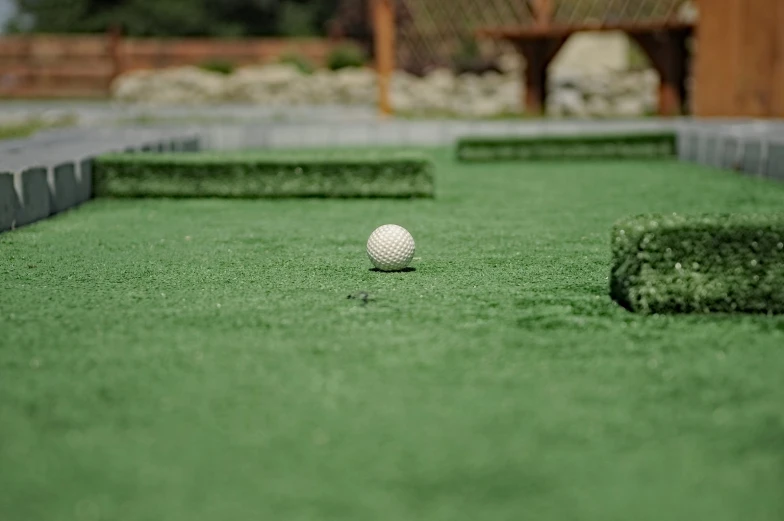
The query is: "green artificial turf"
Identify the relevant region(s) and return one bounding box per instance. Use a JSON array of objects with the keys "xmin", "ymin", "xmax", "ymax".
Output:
[{"xmin": 2, "ymin": 149, "xmax": 784, "ymax": 521}]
